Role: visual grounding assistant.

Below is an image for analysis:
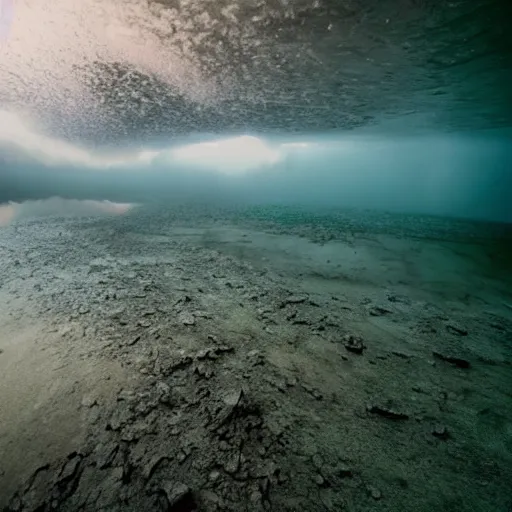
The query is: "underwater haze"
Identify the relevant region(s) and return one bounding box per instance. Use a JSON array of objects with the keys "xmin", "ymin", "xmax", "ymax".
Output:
[{"xmin": 1, "ymin": 114, "xmax": 511, "ymax": 223}]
